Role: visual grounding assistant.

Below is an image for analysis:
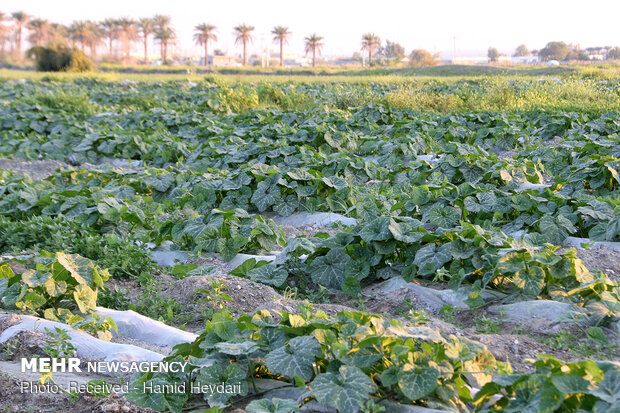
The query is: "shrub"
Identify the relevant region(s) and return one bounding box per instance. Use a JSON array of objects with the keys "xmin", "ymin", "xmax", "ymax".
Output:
[{"xmin": 27, "ymin": 43, "xmax": 95, "ymax": 72}]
